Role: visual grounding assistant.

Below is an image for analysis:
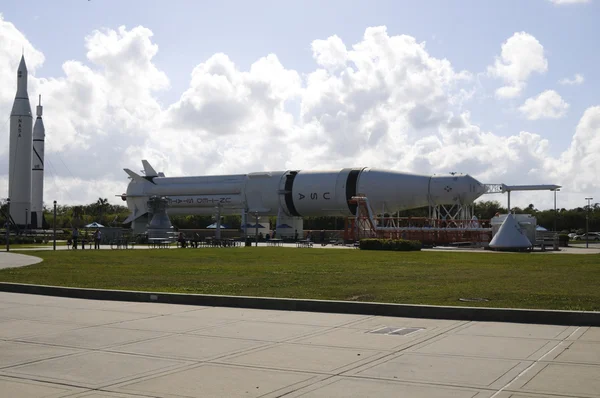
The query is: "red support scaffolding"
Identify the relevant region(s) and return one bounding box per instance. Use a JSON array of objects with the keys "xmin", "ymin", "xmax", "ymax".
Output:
[{"xmin": 345, "ymin": 196, "xmax": 492, "ymax": 246}]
